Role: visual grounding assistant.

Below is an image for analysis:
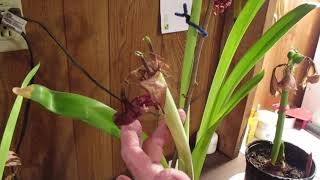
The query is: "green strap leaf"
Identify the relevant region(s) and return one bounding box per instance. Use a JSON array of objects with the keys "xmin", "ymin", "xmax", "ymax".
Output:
[
  {"xmin": 16, "ymin": 84, "xmax": 120, "ymax": 138},
  {"xmin": 215, "ymin": 70, "xmax": 265, "ymax": 123},
  {"xmin": 210, "ymin": 3, "xmax": 318, "ymax": 124},
  {"xmin": 14, "ymin": 84, "xmax": 171, "ymax": 167},
  {"xmin": 197, "ymin": 0, "xmax": 265, "ymax": 142},
  {"xmin": 0, "ymin": 63, "xmax": 40, "ymax": 179},
  {"xmin": 159, "ymin": 73, "xmax": 194, "ymax": 179},
  {"xmin": 192, "ymin": 71, "xmax": 264, "ymax": 179}
]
